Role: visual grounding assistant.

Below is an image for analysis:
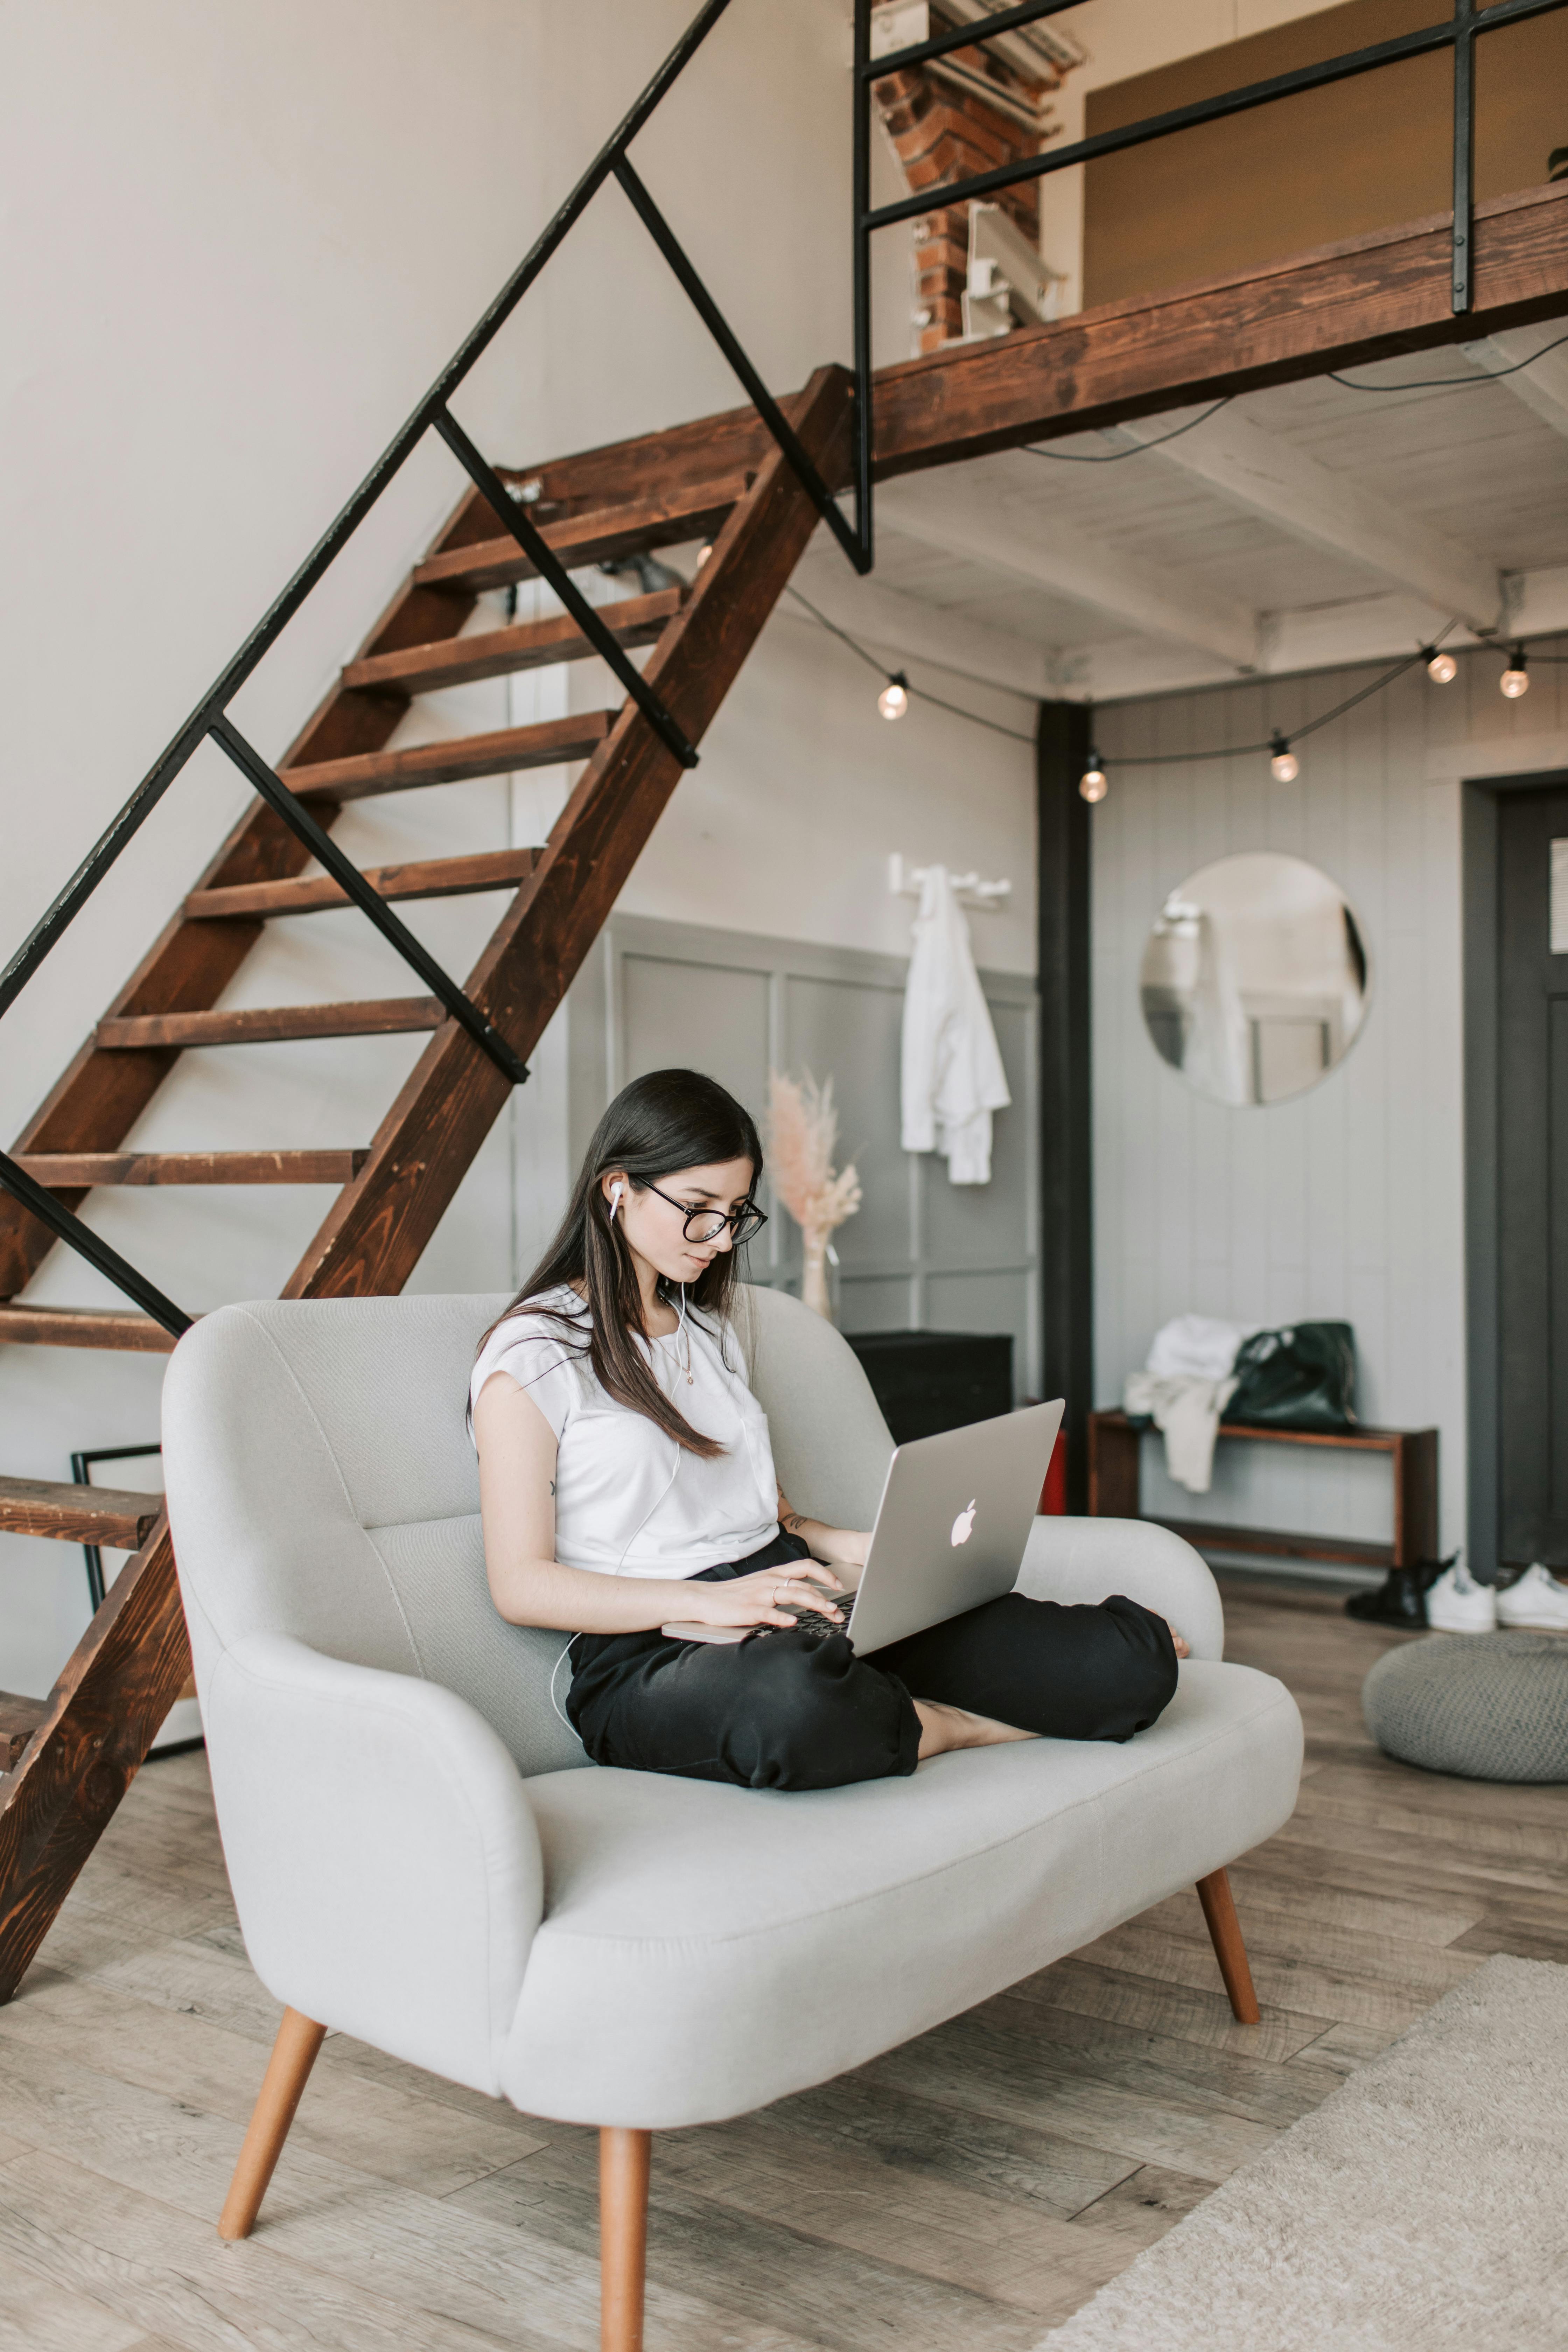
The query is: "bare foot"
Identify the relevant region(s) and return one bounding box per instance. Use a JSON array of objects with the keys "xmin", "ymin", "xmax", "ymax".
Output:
[
  {"xmin": 1167, "ymin": 1623, "xmax": 1191, "ymax": 1659},
  {"xmin": 914, "ymin": 1699, "xmax": 1036, "ymax": 1760}
]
